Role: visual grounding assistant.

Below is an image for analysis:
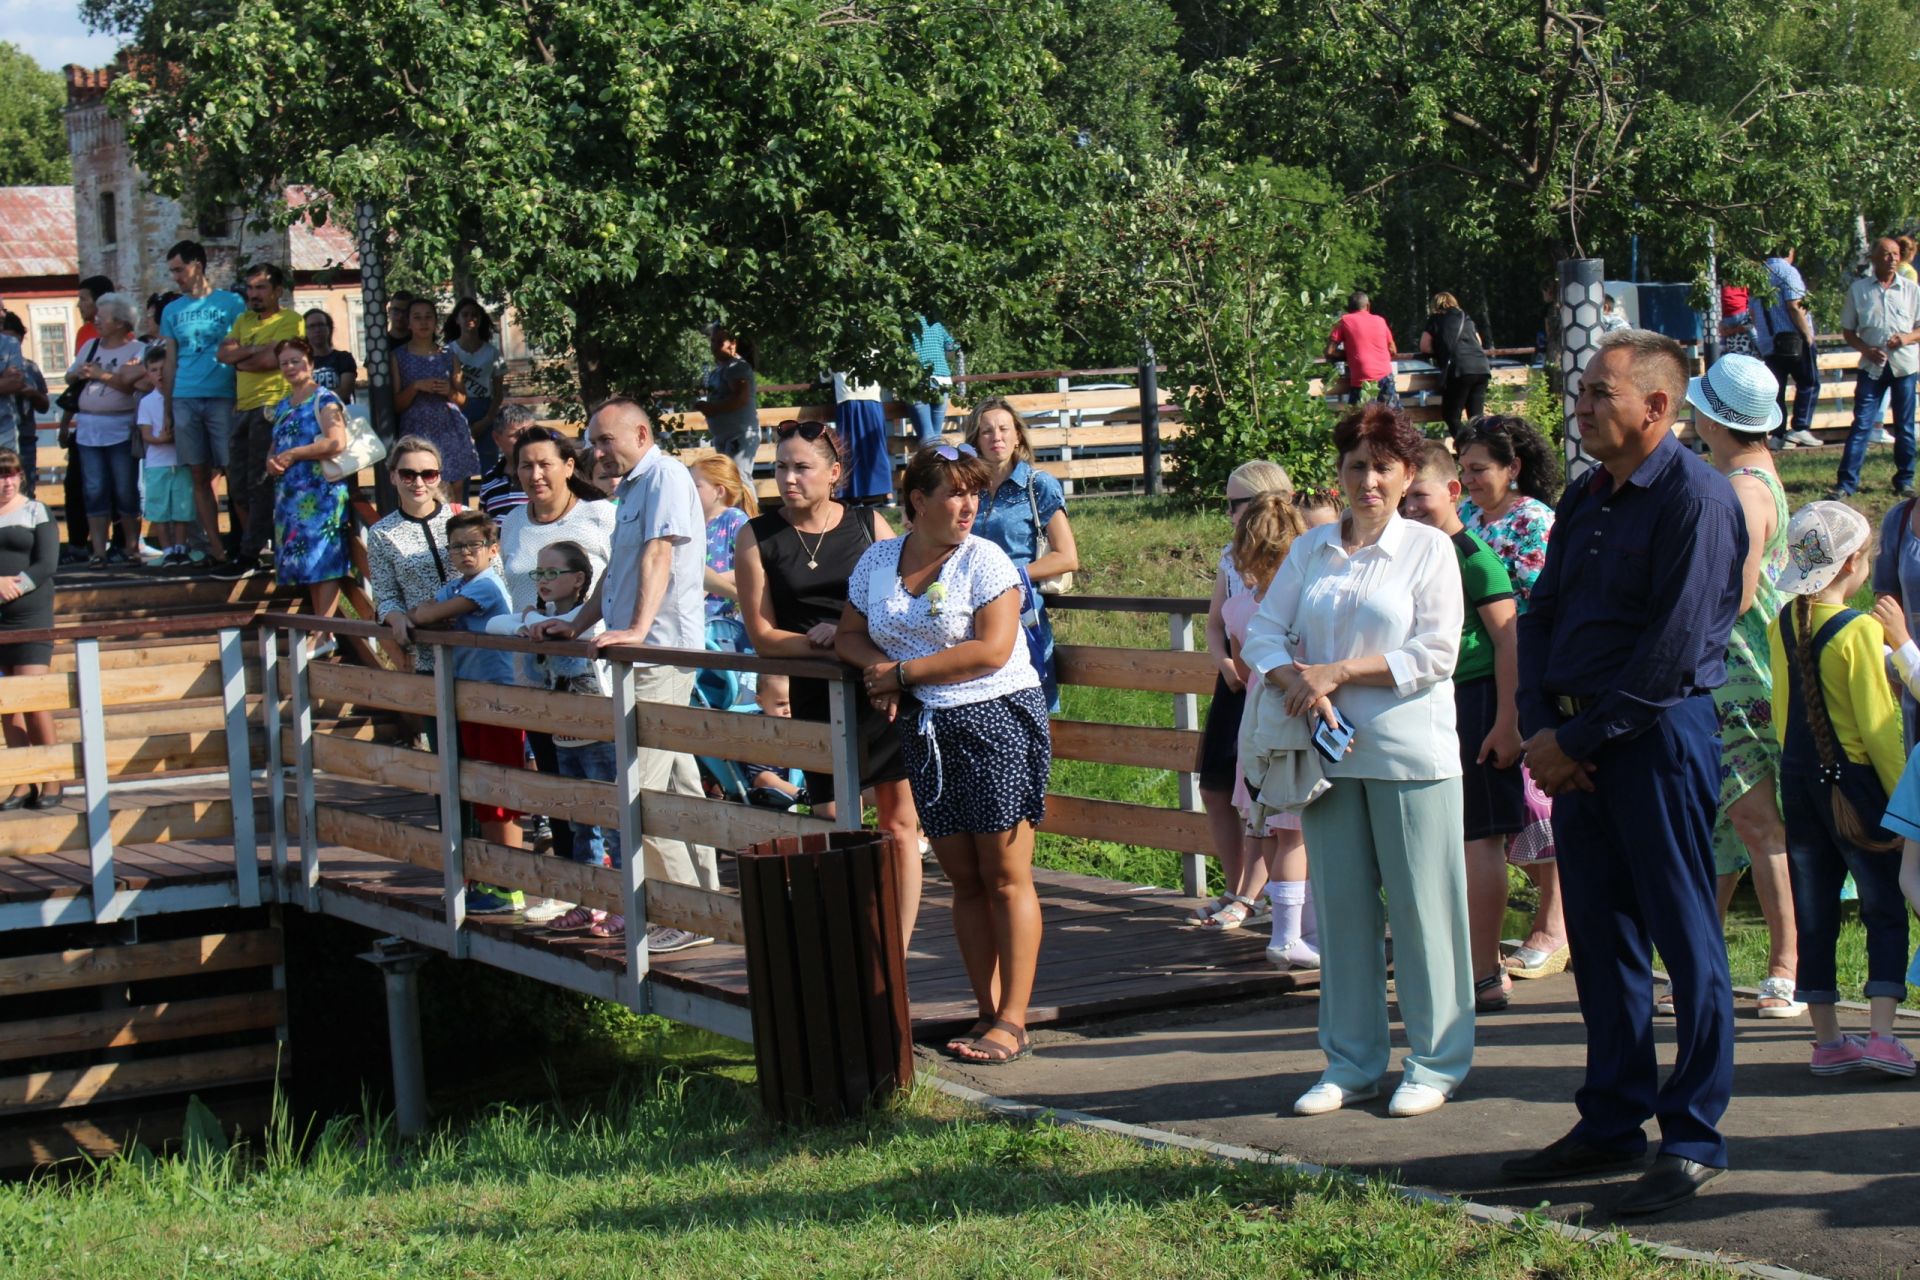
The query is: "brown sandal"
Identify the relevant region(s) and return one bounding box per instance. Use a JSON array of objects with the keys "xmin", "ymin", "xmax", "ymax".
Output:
[
  {"xmin": 942, "ymin": 1019, "xmax": 993, "ymax": 1060},
  {"xmin": 955, "ymin": 1019, "xmax": 1031, "ymax": 1065}
]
